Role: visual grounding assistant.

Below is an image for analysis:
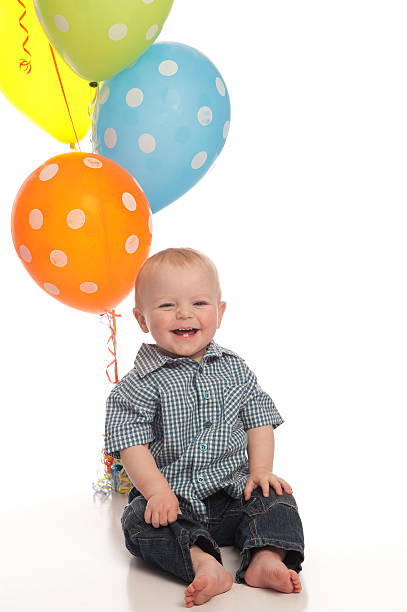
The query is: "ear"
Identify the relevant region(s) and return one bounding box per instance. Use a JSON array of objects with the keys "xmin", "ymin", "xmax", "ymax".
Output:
[
  {"xmin": 217, "ymin": 301, "xmax": 226, "ymax": 328},
  {"xmin": 133, "ymin": 307, "xmax": 149, "ymax": 333}
]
